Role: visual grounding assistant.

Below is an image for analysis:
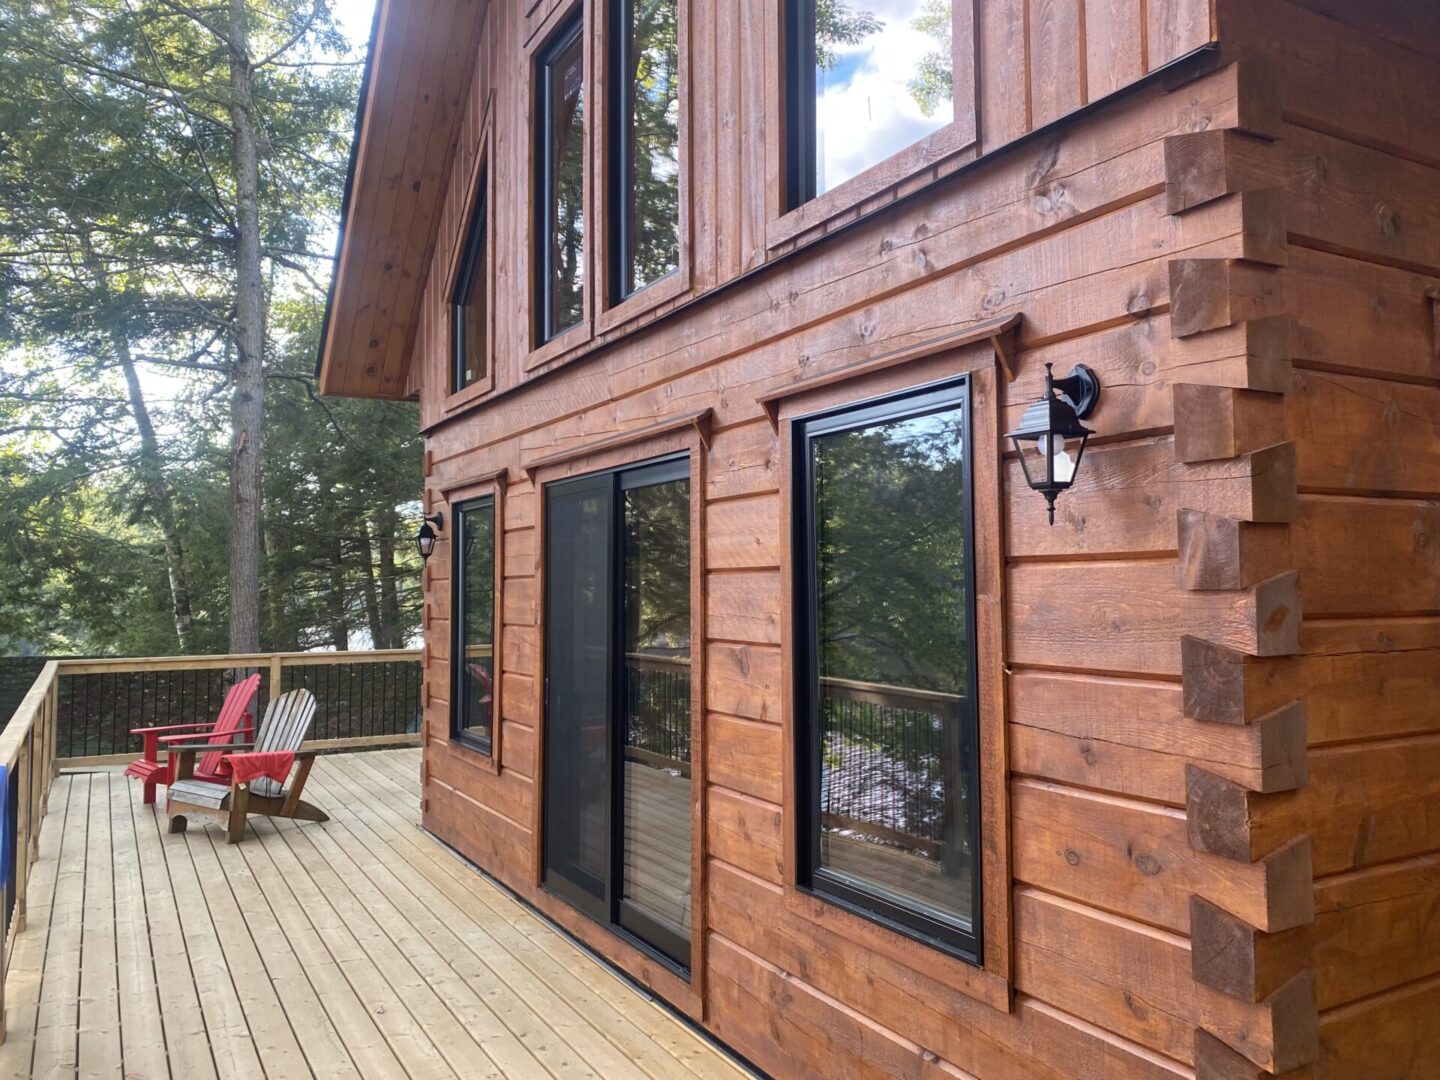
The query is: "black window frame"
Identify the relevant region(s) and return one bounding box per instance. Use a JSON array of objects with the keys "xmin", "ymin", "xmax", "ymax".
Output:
[
  {"xmin": 783, "ymin": 0, "xmax": 819, "ymax": 211},
  {"xmin": 535, "ymin": 12, "xmax": 587, "ymax": 345},
  {"xmin": 451, "ymin": 493, "xmax": 498, "ymax": 756},
  {"xmin": 450, "ymin": 174, "xmax": 489, "ymax": 395},
  {"xmin": 792, "ymin": 377, "xmax": 984, "ymax": 963},
  {"xmin": 541, "ymin": 452, "xmax": 695, "ymax": 976},
  {"xmin": 605, "ymin": 0, "xmax": 681, "ymax": 306}
]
